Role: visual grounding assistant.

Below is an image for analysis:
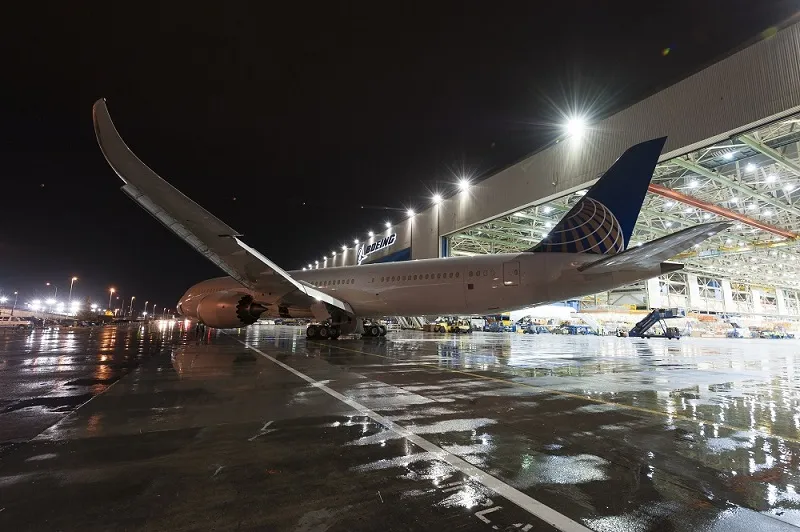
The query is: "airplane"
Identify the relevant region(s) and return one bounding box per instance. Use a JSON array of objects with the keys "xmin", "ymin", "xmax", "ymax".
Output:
[{"xmin": 92, "ymin": 99, "xmax": 730, "ymax": 339}]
